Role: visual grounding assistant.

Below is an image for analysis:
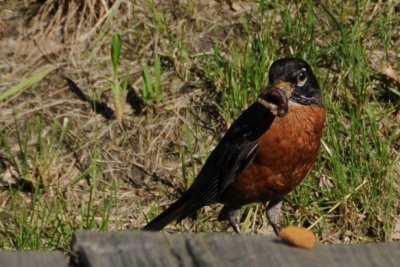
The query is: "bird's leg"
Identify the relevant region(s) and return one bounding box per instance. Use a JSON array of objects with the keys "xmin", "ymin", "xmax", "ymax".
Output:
[
  {"xmin": 218, "ymin": 205, "xmax": 241, "ymax": 233},
  {"xmin": 228, "ymin": 209, "xmax": 241, "ymax": 233},
  {"xmin": 266, "ymin": 199, "xmax": 283, "ymax": 236}
]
